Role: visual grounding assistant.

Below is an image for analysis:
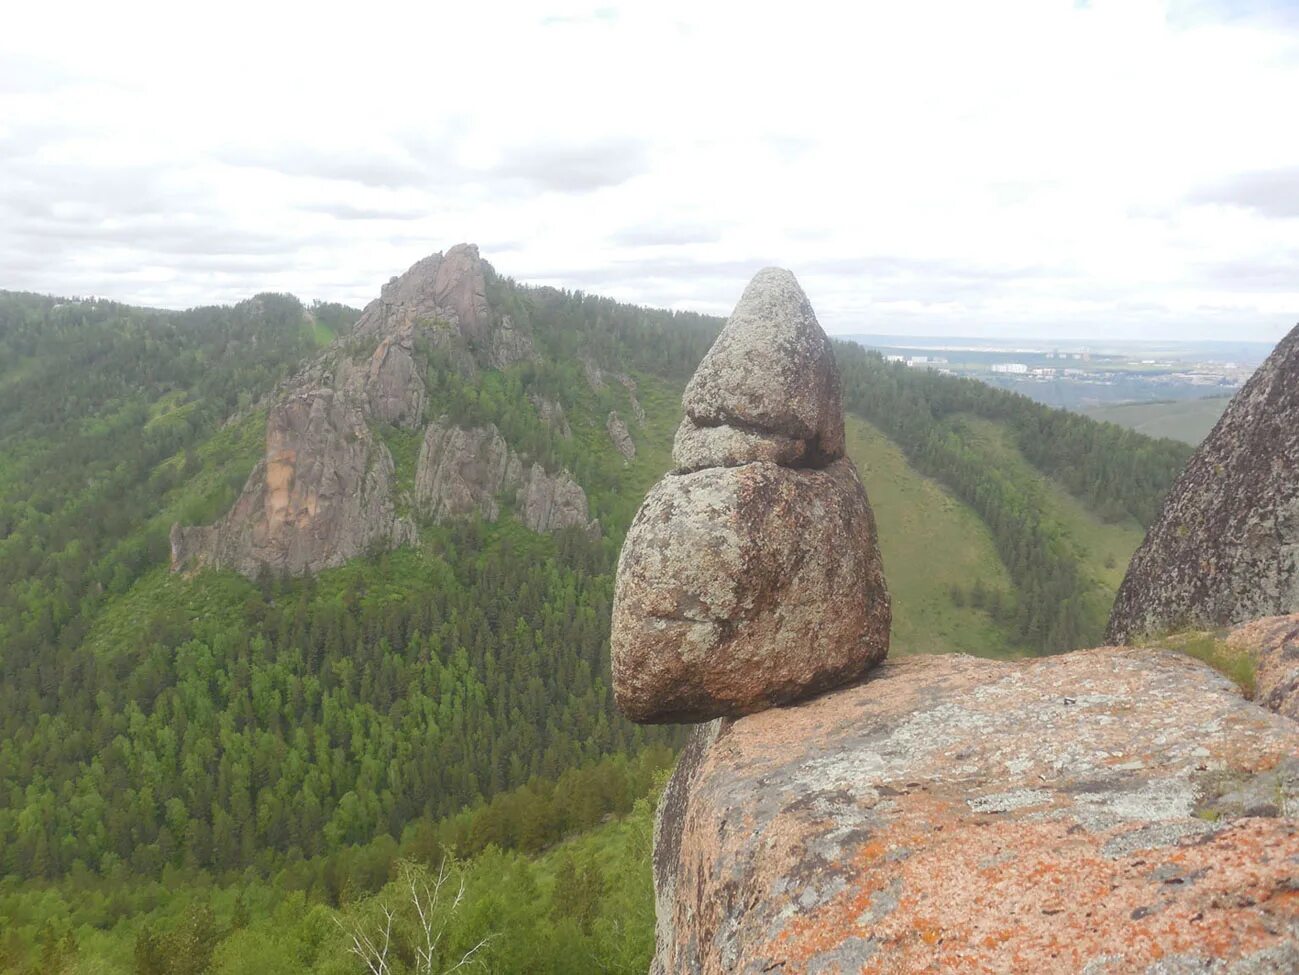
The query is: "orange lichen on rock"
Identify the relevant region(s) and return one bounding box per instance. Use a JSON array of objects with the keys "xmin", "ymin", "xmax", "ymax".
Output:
[{"xmin": 651, "ymin": 650, "xmax": 1299, "ymax": 974}]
